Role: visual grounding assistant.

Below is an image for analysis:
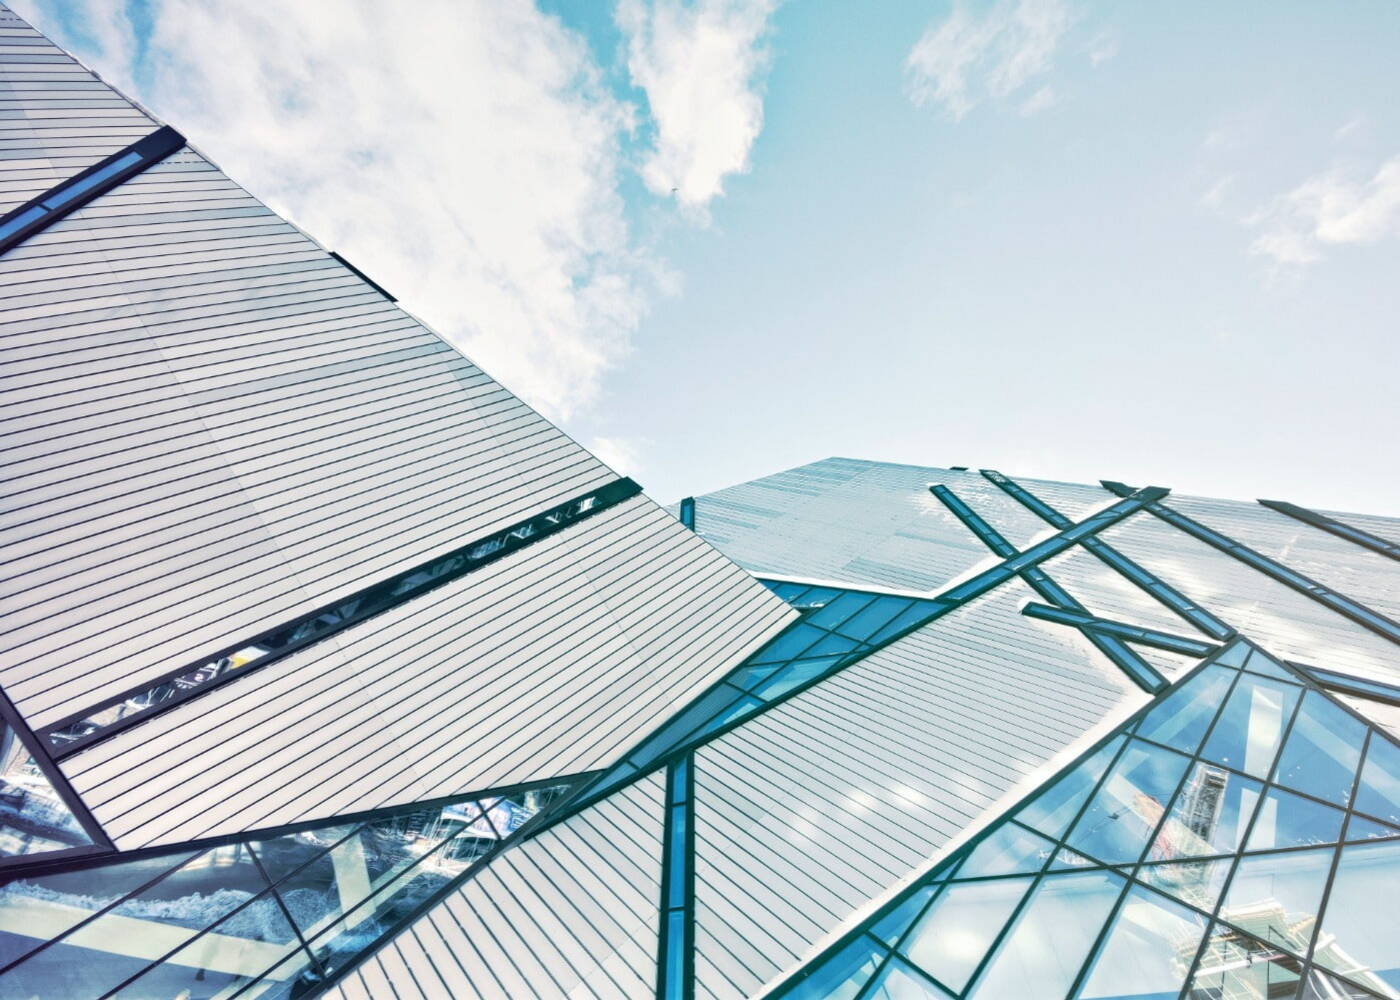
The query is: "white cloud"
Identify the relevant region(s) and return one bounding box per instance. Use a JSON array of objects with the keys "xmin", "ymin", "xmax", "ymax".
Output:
[
  {"xmin": 1249, "ymin": 155, "xmax": 1400, "ymax": 266},
  {"xmin": 618, "ymin": 0, "xmax": 778, "ymax": 215},
  {"xmin": 587, "ymin": 435, "xmax": 646, "ymax": 478},
  {"xmin": 18, "ymin": 0, "xmax": 662, "ymax": 423},
  {"xmin": 904, "ymin": 0, "xmax": 1071, "ymax": 120},
  {"xmin": 1085, "ymin": 29, "xmax": 1117, "ymax": 67},
  {"xmin": 1019, "ymin": 84, "xmax": 1057, "ymax": 116}
]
